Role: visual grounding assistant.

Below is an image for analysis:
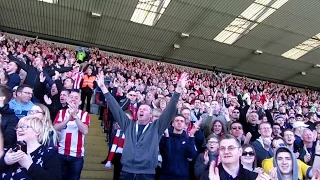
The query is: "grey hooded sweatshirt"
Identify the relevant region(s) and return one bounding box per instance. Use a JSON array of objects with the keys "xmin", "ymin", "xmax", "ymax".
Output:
[{"xmin": 273, "ymin": 146, "xmax": 299, "ymax": 180}]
